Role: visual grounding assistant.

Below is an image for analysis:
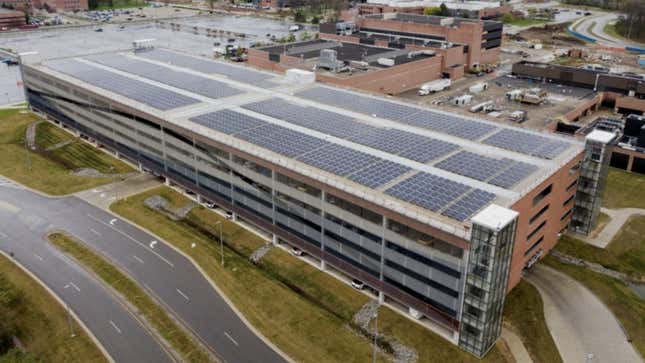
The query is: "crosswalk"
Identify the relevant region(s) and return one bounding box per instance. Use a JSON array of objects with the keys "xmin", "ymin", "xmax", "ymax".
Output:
[{"xmin": 0, "ymin": 176, "xmax": 24, "ymax": 190}]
